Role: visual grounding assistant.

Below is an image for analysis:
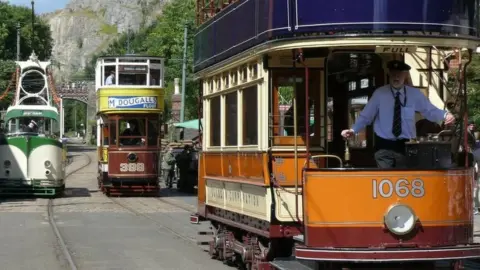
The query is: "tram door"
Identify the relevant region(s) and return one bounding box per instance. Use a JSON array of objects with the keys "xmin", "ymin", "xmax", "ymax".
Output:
[
  {"xmin": 271, "ymin": 69, "xmax": 322, "ymax": 148},
  {"xmin": 327, "ymin": 53, "xmax": 384, "ymax": 167}
]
